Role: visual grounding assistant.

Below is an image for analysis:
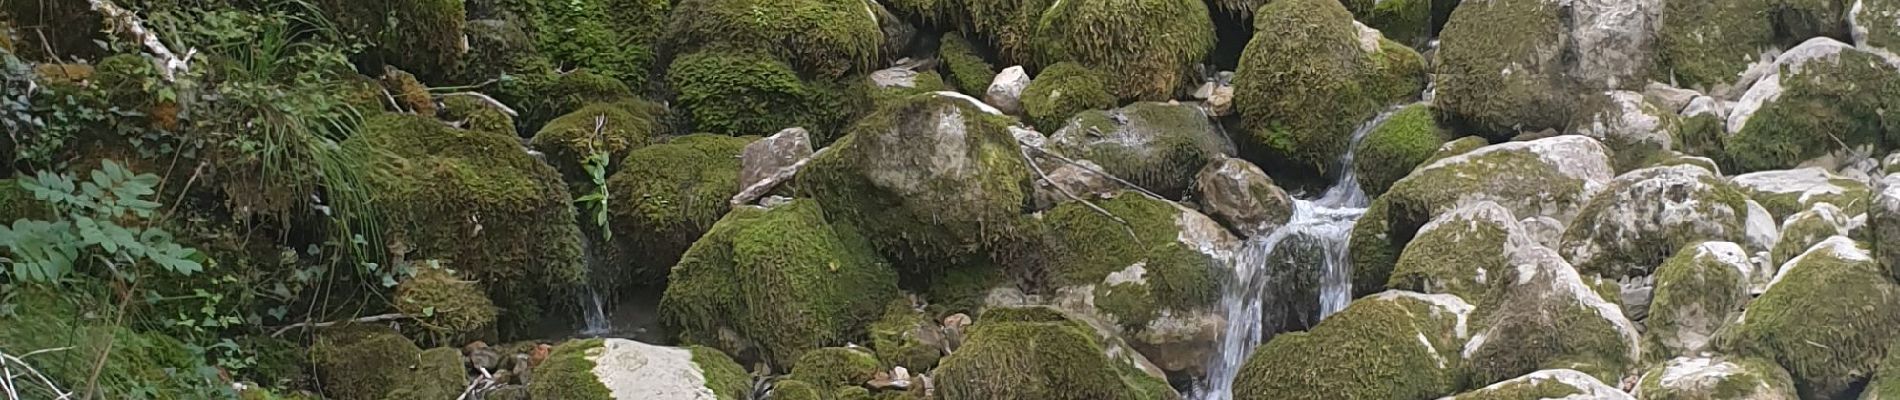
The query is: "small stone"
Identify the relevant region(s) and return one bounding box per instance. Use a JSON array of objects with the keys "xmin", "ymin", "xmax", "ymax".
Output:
[
  {"xmin": 1207, "ymin": 86, "xmax": 1235, "ymax": 117},
  {"xmin": 985, "ymin": 66, "xmax": 1030, "ymax": 115},
  {"xmin": 870, "ymin": 67, "xmax": 921, "ymax": 89},
  {"xmin": 738, "ymin": 127, "xmax": 815, "ymax": 191}
]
